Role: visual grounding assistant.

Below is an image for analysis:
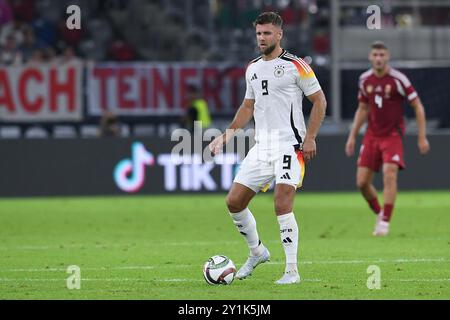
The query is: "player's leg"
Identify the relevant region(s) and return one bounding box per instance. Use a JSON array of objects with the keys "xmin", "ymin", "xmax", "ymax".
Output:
[
  {"xmin": 373, "ymin": 136, "xmax": 404, "ymax": 236},
  {"xmin": 356, "ymin": 166, "xmax": 382, "ymax": 215},
  {"xmin": 274, "ymin": 183, "xmax": 300, "ymax": 284},
  {"xmin": 356, "ymin": 138, "xmax": 383, "ymax": 215},
  {"xmin": 226, "ymin": 182, "xmax": 255, "ymax": 213},
  {"xmin": 227, "ymin": 183, "xmax": 270, "ymax": 279},
  {"xmin": 230, "ymin": 148, "xmax": 272, "ymax": 279},
  {"xmin": 226, "ymin": 182, "xmax": 265, "ymax": 257},
  {"xmin": 382, "ymin": 163, "xmax": 399, "ymax": 222},
  {"xmin": 272, "ymin": 146, "xmax": 303, "ymax": 284},
  {"xmin": 372, "ymin": 163, "xmax": 398, "ymax": 236}
]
